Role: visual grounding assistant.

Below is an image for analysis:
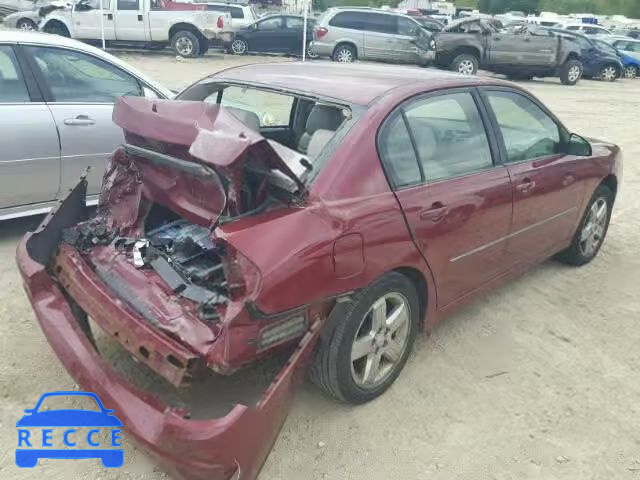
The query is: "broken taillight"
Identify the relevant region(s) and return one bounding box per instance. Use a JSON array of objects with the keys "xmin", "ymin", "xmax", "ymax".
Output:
[
  {"xmin": 315, "ymin": 27, "xmax": 328, "ymax": 39},
  {"xmin": 217, "ymin": 15, "xmax": 224, "ymax": 29}
]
